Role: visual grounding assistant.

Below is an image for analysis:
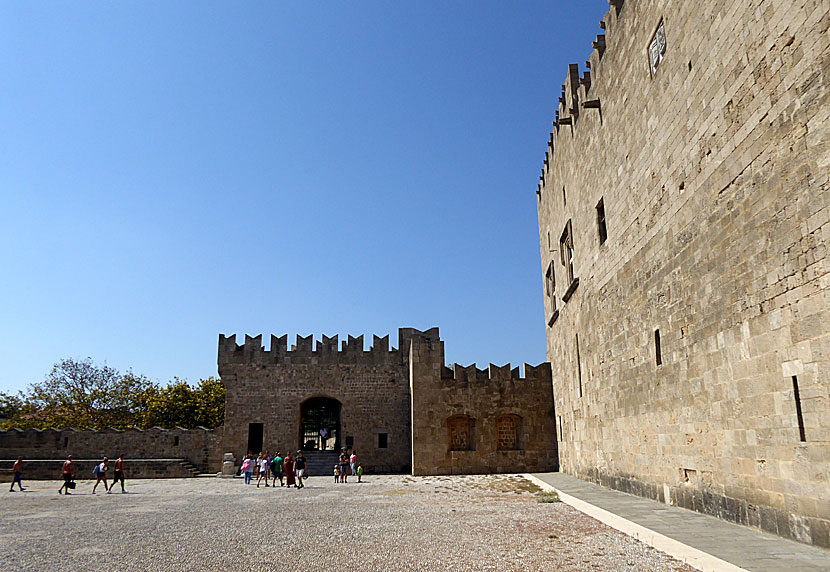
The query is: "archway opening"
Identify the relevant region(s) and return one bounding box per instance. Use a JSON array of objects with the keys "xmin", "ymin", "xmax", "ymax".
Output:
[{"xmin": 299, "ymin": 397, "xmax": 341, "ymax": 451}]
